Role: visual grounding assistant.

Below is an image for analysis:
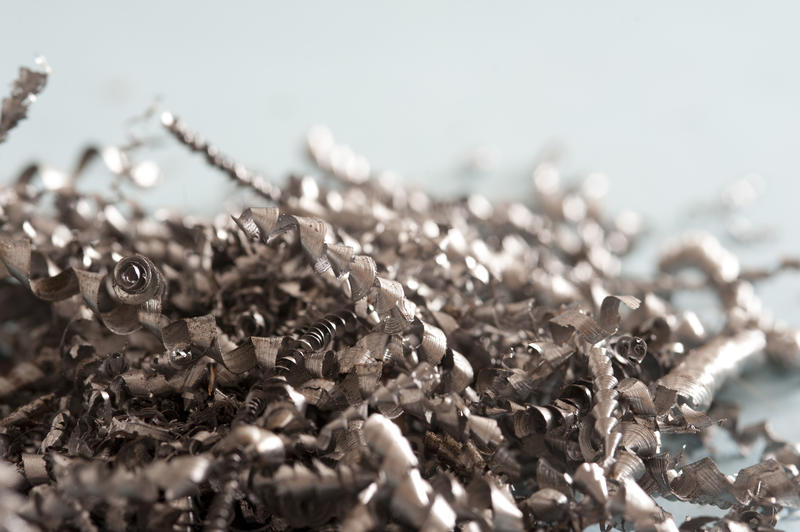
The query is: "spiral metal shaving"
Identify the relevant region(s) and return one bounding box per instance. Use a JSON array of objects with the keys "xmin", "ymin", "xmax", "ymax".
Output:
[{"xmin": 1, "ymin": 96, "xmax": 800, "ymax": 532}]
